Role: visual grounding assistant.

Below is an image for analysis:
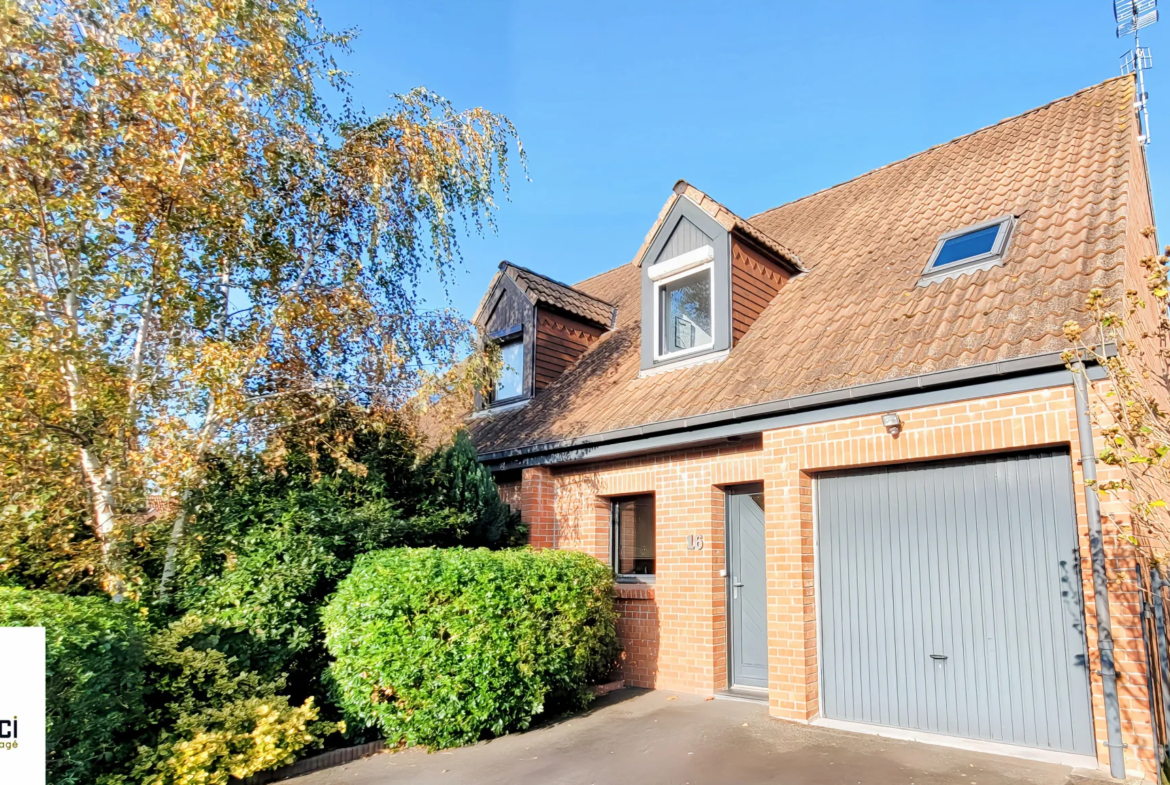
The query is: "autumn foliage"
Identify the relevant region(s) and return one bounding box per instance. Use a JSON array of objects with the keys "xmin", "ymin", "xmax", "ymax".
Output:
[
  {"xmin": 1063, "ymin": 227, "xmax": 1170, "ymax": 563},
  {"xmin": 0, "ymin": 1, "xmax": 544, "ymax": 783},
  {"xmin": 0, "ymin": 0, "xmax": 521, "ymax": 598}
]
